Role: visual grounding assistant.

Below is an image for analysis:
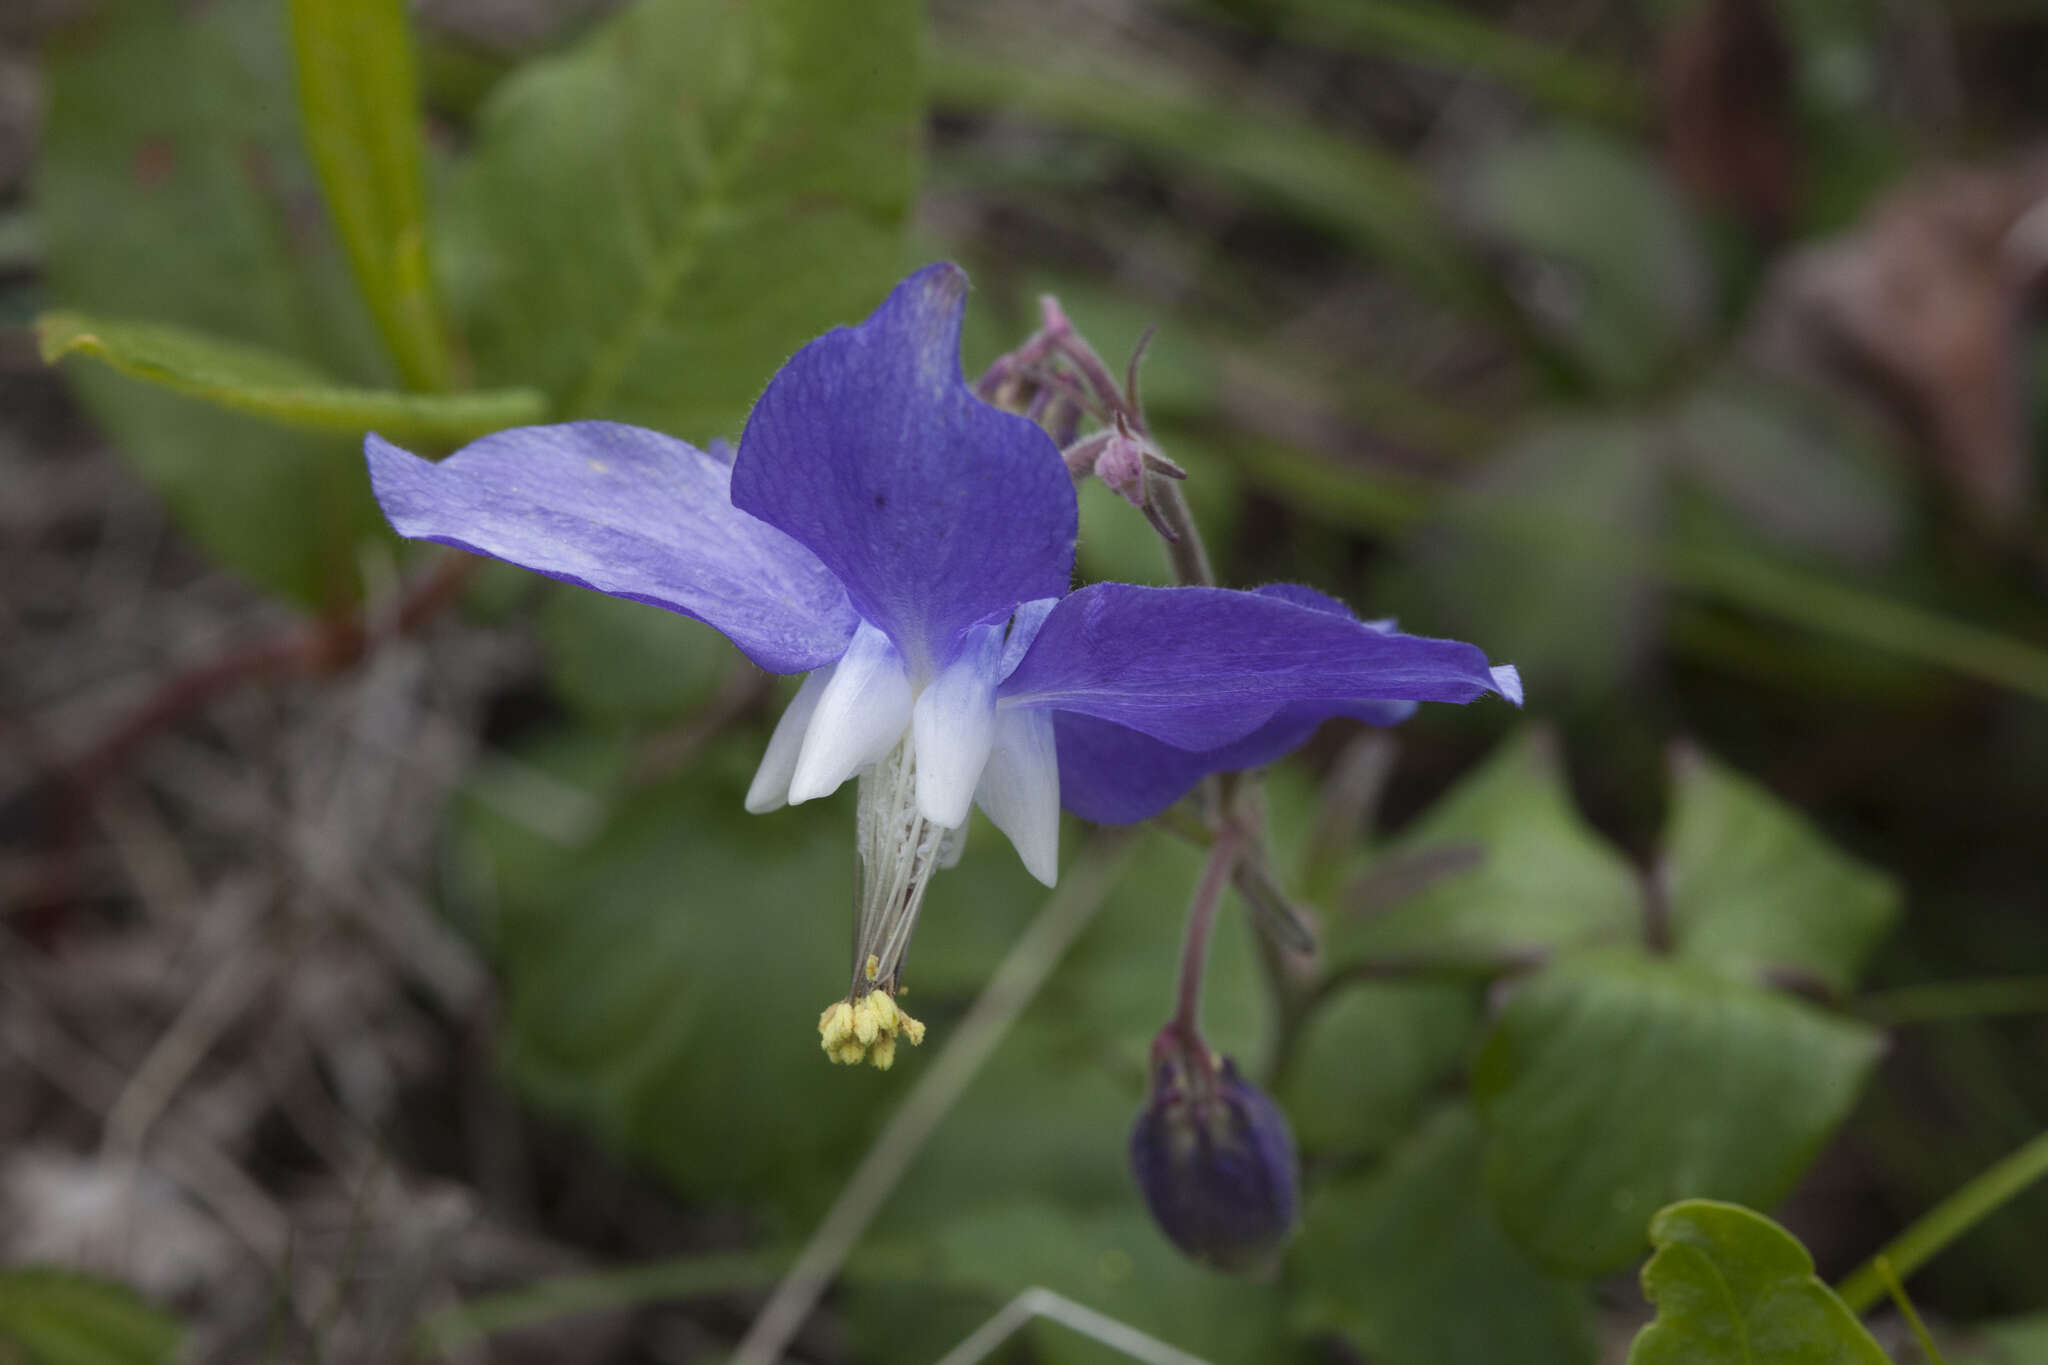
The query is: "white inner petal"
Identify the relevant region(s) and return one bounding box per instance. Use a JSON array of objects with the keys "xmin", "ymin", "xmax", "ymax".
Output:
[
  {"xmin": 911, "ymin": 623, "xmax": 1003, "ymax": 829},
  {"xmin": 998, "ymin": 596, "xmax": 1061, "ymax": 679},
  {"xmin": 744, "ymin": 666, "xmax": 835, "ymax": 814},
  {"xmin": 937, "ymin": 820, "xmax": 969, "ymax": 870},
  {"xmin": 975, "ymin": 706, "xmax": 1061, "ymax": 887},
  {"xmin": 789, "ymin": 621, "xmax": 913, "ymax": 805}
]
